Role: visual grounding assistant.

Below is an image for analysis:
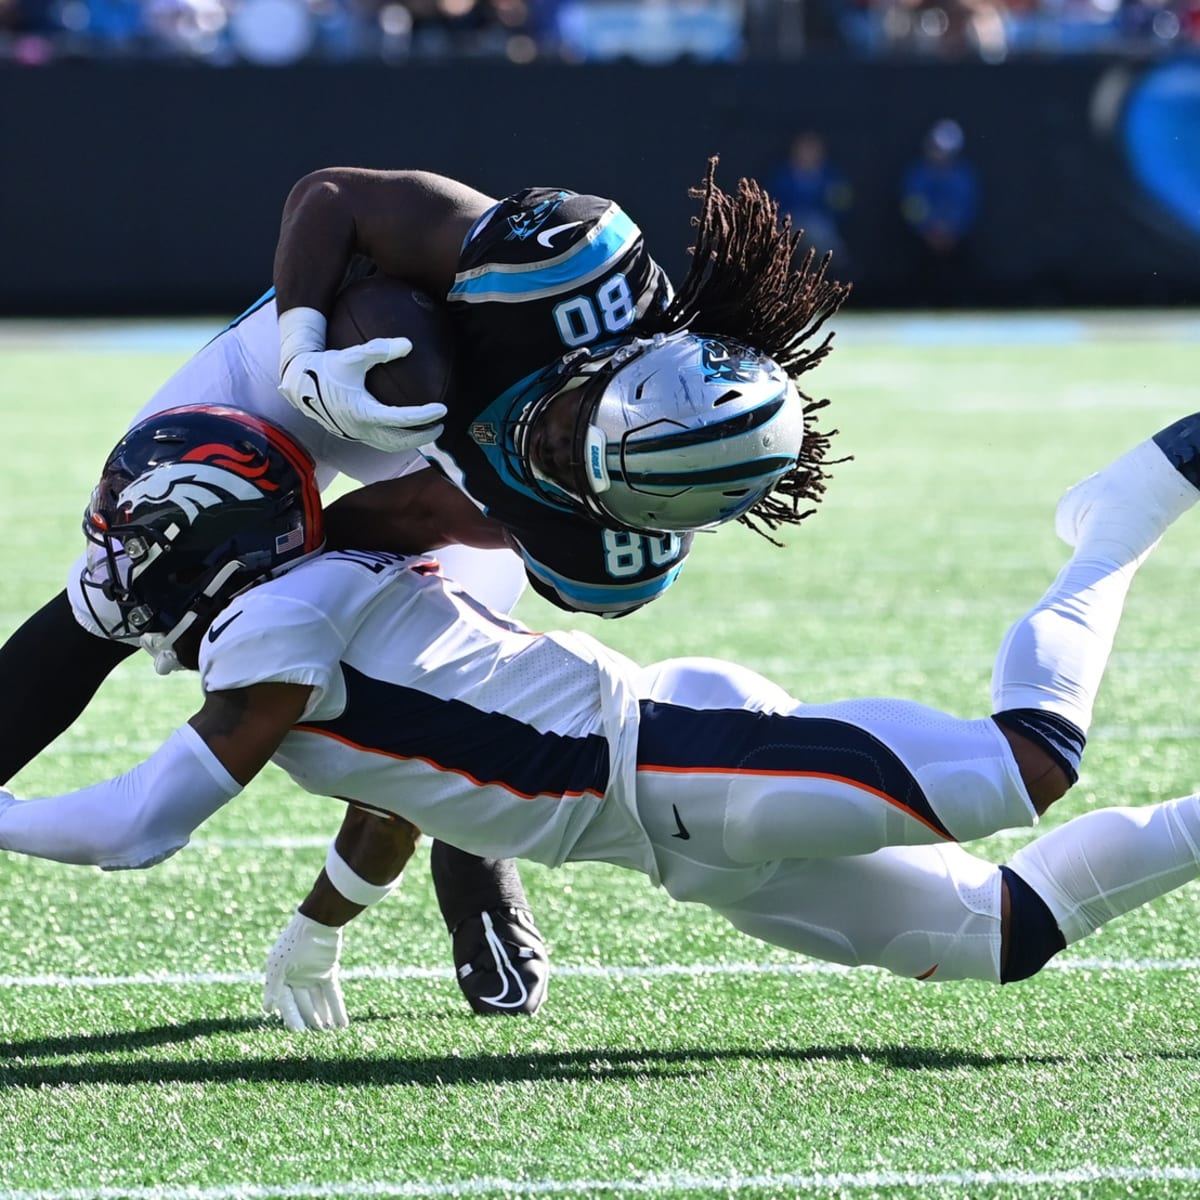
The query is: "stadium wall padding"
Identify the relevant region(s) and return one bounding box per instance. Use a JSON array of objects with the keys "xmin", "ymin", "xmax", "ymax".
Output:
[{"xmin": 2, "ymin": 56, "xmax": 1199, "ymax": 314}]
